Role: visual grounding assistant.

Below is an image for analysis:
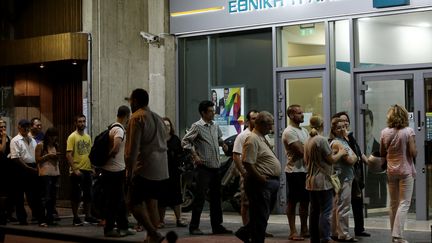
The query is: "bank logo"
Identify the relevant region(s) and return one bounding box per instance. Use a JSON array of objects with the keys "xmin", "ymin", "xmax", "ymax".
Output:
[{"xmin": 373, "ymin": 0, "xmax": 410, "ymax": 8}]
